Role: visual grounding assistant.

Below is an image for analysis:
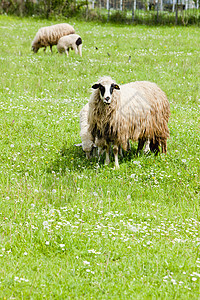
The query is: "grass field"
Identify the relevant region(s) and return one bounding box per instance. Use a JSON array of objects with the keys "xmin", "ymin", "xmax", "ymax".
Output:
[{"xmin": 0, "ymin": 15, "xmax": 199, "ymax": 299}]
